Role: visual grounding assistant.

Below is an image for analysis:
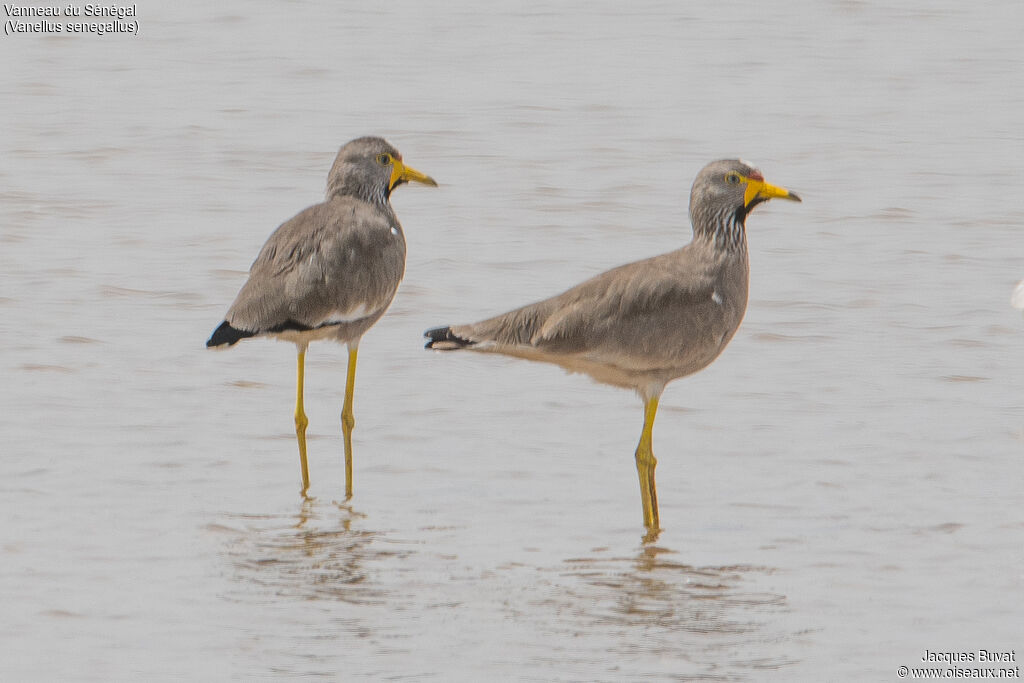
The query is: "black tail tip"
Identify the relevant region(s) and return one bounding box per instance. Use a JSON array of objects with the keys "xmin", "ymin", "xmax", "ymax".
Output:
[
  {"xmin": 424, "ymin": 326, "xmax": 473, "ymax": 350},
  {"xmin": 207, "ymin": 320, "xmax": 256, "ymax": 348}
]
